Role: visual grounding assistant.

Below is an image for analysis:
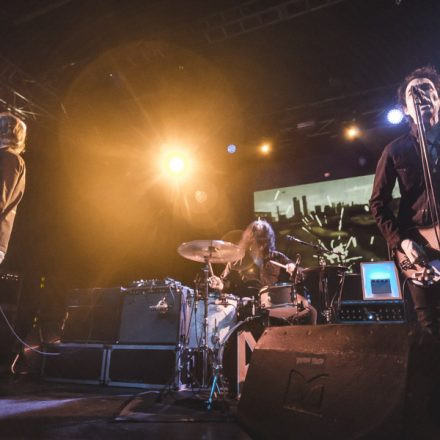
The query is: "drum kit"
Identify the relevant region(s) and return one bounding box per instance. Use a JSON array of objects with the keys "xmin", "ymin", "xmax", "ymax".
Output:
[{"xmin": 177, "ymin": 236, "xmax": 348, "ymax": 407}]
